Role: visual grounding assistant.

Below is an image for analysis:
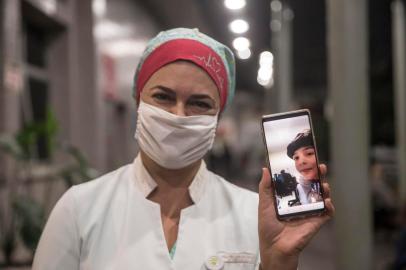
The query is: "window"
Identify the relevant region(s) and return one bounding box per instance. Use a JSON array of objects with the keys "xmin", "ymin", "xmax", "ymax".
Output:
[{"xmin": 22, "ymin": 20, "xmax": 51, "ymax": 160}]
